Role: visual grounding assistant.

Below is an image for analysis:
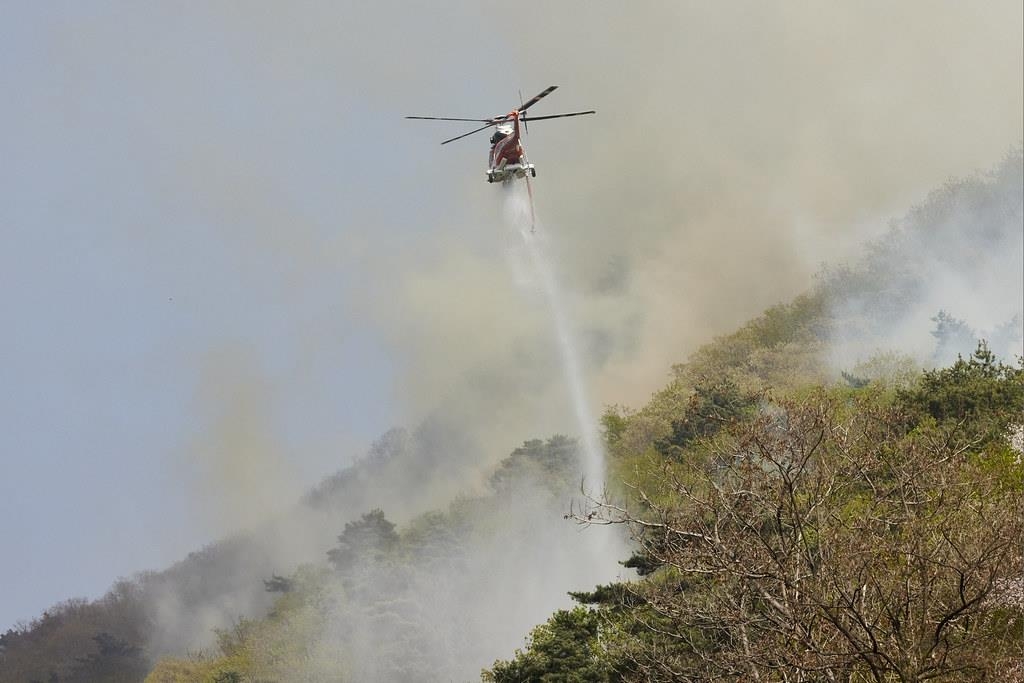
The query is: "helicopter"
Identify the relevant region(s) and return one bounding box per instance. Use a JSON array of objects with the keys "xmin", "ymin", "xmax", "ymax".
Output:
[{"xmin": 406, "ymin": 86, "xmax": 595, "ymax": 183}]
